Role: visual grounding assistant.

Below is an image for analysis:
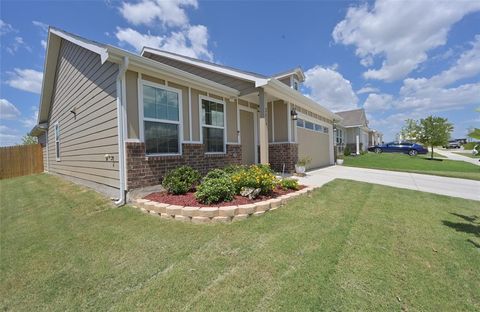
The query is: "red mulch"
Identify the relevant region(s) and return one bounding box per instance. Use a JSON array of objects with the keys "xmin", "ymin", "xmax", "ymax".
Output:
[{"xmin": 144, "ymin": 185, "xmax": 305, "ymax": 207}]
